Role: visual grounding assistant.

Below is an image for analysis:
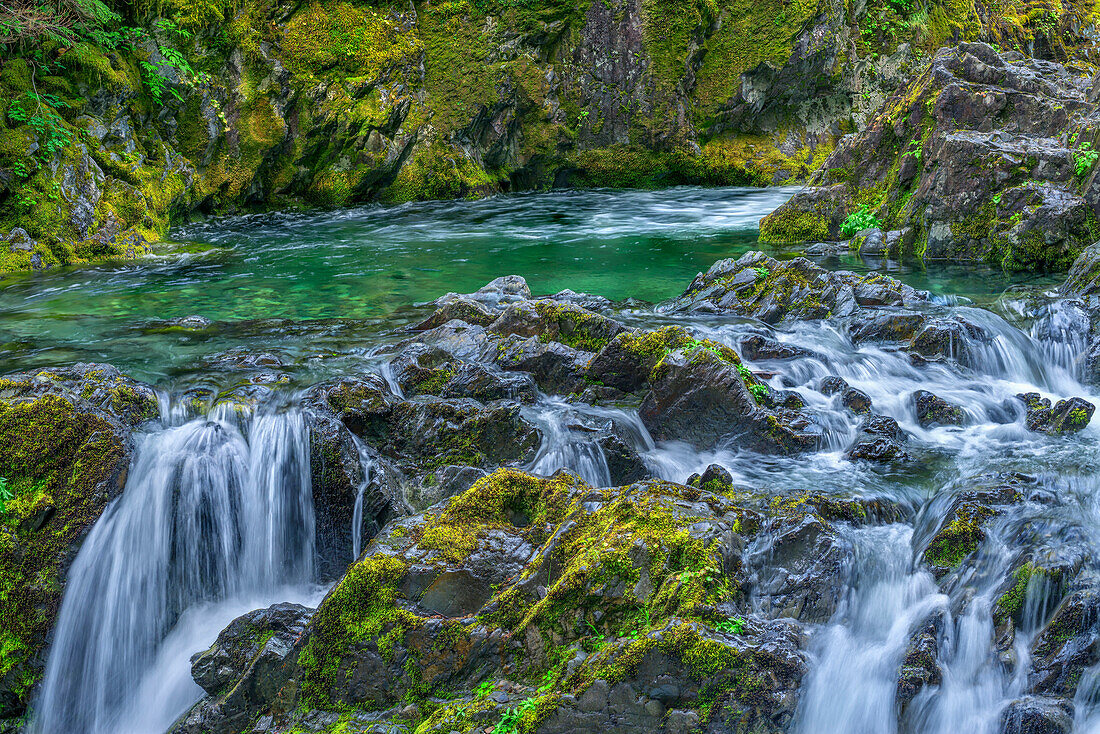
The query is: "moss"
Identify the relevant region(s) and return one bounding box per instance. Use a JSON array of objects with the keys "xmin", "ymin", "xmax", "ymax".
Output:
[
  {"xmin": 297, "ymin": 553, "xmax": 416, "ymax": 705},
  {"xmin": 282, "ymin": 1, "xmax": 421, "ymax": 76},
  {"xmin": 758, "ymin": 207, "xmax": 831, "ymax": 243},
  {"xmin": 924, "ymin": 502, "xmax": 994, "ymax": 571},
  {"xmin": 0, "ymin": 393, "xmax": 128, "ymax": 716},
  {"xmin": 386, "ymin": 144, "xmax": 496, "ymax": 203},
  {"xmin": 530, "ymin": 301, "xmax": 616, "ymax": 352}
]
